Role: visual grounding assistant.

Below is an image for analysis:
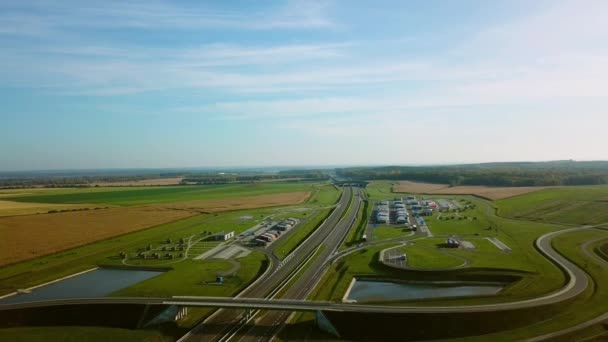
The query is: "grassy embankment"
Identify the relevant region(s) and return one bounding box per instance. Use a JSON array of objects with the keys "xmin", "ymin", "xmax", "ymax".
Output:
[
  {"xmin": 273, "ymin": 185, "xmax": 342, "ymax": 260},
  {"xmin": 496, "ymin": 185, "xmax": 608, "ymax": 225},
  {"xmin": 340, "ymin": 198, "xmax": 368, "ymax": 250}
]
